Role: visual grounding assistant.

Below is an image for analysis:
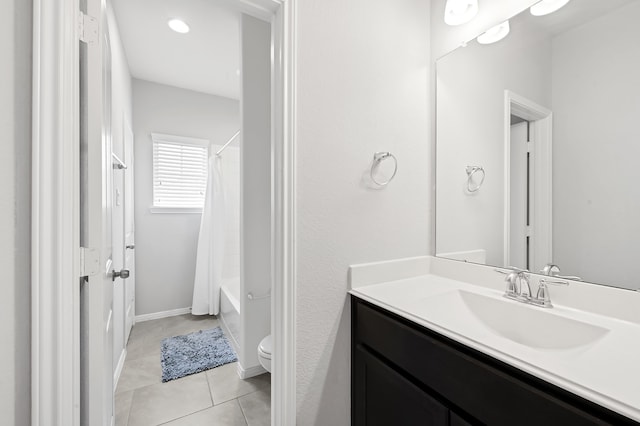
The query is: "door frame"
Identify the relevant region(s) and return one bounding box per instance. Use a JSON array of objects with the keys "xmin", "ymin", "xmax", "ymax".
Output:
[
  {"xmin": 31, "ymin": 0, "xmax": 297, "ymax": 425},
  {"xmin": 503, "ymin": 90, "xmax": 552, "ymax": 271},
  {"xmin": 32, "ymin": 0, "xmax": 81, "ymax": 424}
]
